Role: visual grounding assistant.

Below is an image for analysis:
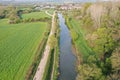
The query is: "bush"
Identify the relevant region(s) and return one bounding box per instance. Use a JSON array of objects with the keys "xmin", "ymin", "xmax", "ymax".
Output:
[
  {"xmin": 49, "ymin": 34, "xmax": 57, "ymax": 49},
  {"xmin": 70, "ymin": 29, "xmax": 78, "ymax": 41}
]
